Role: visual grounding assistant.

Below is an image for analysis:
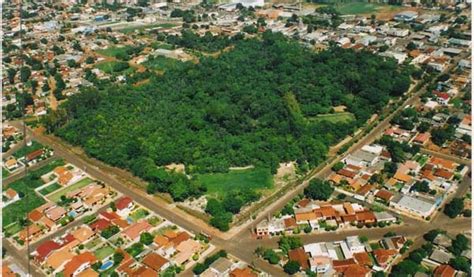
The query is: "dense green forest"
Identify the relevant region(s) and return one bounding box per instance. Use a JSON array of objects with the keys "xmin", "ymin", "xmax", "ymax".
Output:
[{"xmin": 45, "ymin": 31, "xmax": 410, "ymax": 205}]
